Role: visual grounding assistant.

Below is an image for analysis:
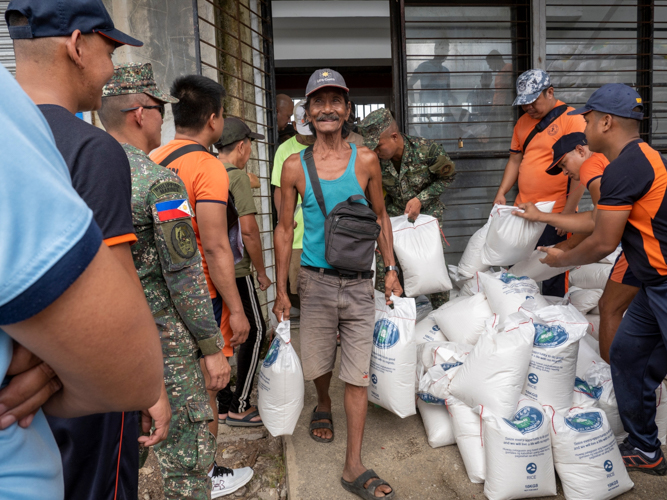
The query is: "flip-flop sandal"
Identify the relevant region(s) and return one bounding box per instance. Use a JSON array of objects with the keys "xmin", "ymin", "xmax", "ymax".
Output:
[
  {"xmin": 309, "ymin": 406, "xmax": 334, "ymax": 443},
  {"xmin": 341, "ymin": 469, "xmax": 395, "ymax": 500},
  {"xmin": 226, "ymin": 409, "xmax": 263, "ymax": 427}
]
